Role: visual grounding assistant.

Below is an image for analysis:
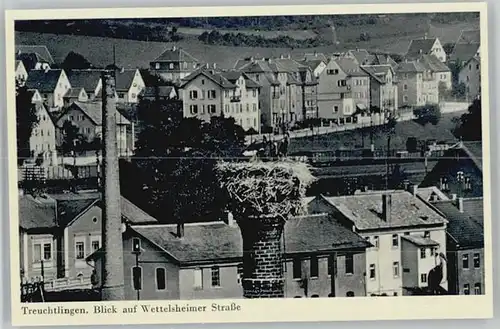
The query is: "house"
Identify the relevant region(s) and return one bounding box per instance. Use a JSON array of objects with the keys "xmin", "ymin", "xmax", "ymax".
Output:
[
  {"xmin": 459, "ymin": 56, "xmax": 481, "ymax": 100},
  {"xmin": 420, "ymin": 141, "xmax": 483, "ymax": 199},
  {"xmin": 346, "ymin": 49, "xmax": 372, "ymax": 65},
  {"xmin": 416, "ymin": 186, "xmax": 450, "ymax": 203},
  {"xmin": 19, "ymin": 192, "xmax": 157, "ymax": 282},
  {"xmin": 66, "ymin": 70, "xmax": 103, "ymax": 100},
  {"xmin": 149, "ymin": 46, "xmax": 201, "ymax": 83},
  {"xmin": 63, "ymin": 88, "xmax": 89, "ymax": 107},
  {"xmin": 301, "ymin": 59, "xmax": 327, "ymax": 78},
  {"xmin": 308, "ymin": 188, "xmax": 448, "ymax": 296},
  {"xmin": 28, "ymin": 89, "xmax": 44, "ymax": 104},
  {"xmin": 301, "ymin": 52, "xmax": 329, "ymax": 63},
  {"xmin": 25, "ymin": 69, "xmax": 71, "ymax": 109},
  {"xmin": 361, "ymin": 64, "xmax": 398, "ymax": 113},
  {"xmin": 179, "ymin": 68, "xmax": 261, "ymax": 132},
  {"xmin": 396, "ymin": 61, "xmax": 434, "ymax": 108},
  {"xmin": 418, "ymin": 54, "xmax": 452, "ymax": 91},
  {"xmin": 88, "ymin": 213, "xmax": 370, "ymax": 300},
  {"xmin": 16, "ymin": 45, "xmax": 55, "ymax": 65},
  {"xmin": 56, "ymin": 101, "xmax": 133, "ymax": 156},
  {"xmin": 431, "ymin": 198, "xmax": 484, "ymax": 295},
  {"xmin": 141, "ymin": 86, "xmax": 177, "ymax": 101},
  {"xmin": 449, "ymin": 44, "xmax": 480, "ymax": 66},
  {"xmin": 366, "ymin": 54, "xmax": 399, "ymax": 70},
  {"xmin": 456, "ymin": 29, "xmax": 480, "ymax": 45},
  {"xmin": 406, "ymin": 37, "xmax": 447, "ymax": 62},
  {"xmin": 15, "ymin": 60, "xmax": 29, "ymax": 83},
  {"xmin": 16, "ymin": 45, "xmax": 54, "ymax": 71},
  {"xmin": 115, "ymin": 69, "xmax": 146, "ymax": 104},
  {"xmin": 29, "ymin": 103, "xmax": 57, "ymax": 159}
]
